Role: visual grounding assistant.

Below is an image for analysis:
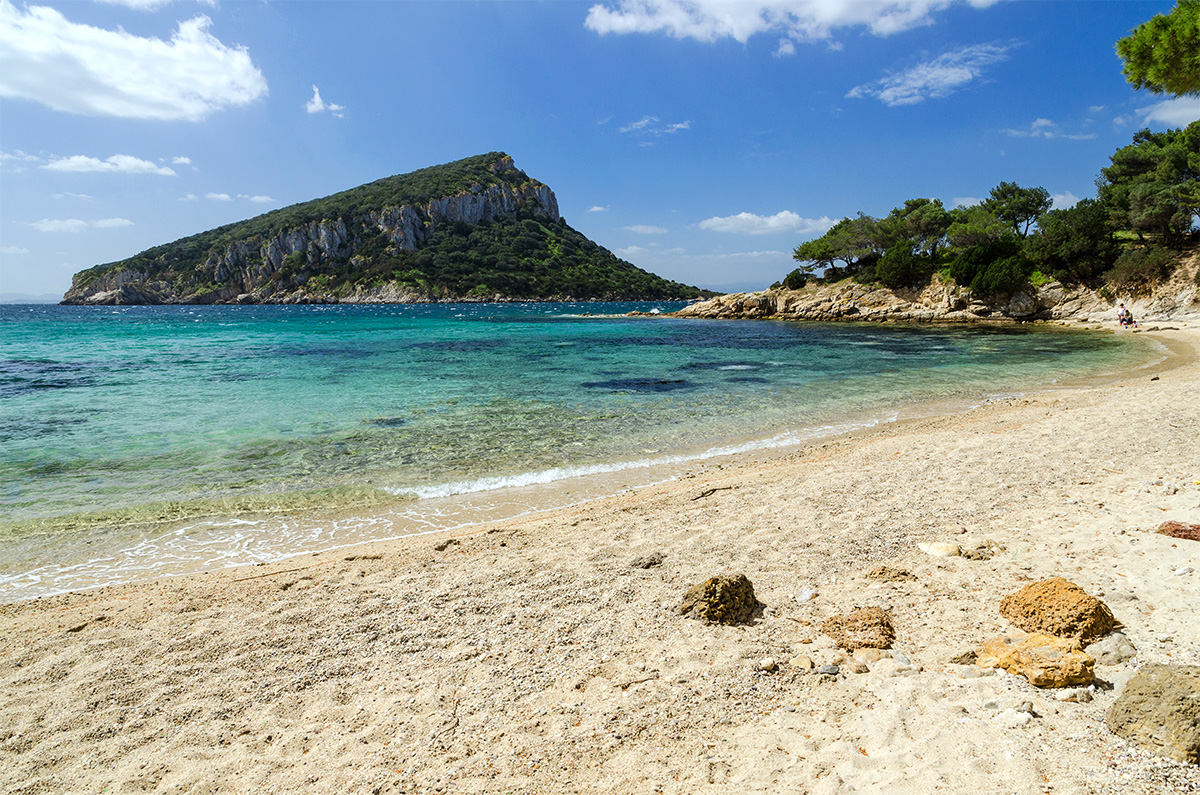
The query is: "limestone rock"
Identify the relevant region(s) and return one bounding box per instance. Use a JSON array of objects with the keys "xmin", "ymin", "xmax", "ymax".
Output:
[
  {"xmin": 1085, "ymin": 631, "xmax": 1138, "ymax": 666},
  {"xmin": 678, "ymin": 574, "xmax": 763, "ymax": 625},
  {"xmin": 820, "ymin": 607, "xmax": 895, "ymax": 650},
  {"xmin": 866, "ymin": 565, "xmax": 917, "ymax": 582},
  {"xmin": 918, "ymin": 542, "xmax": 961, "ymax": 558},
  {"xmin": 1157, "ymin": 521, "xmax": 1200, "ymax": 541},
  {"xmin": 977, "ymin": 632, "xmax": 1095, "ymax": 688},
  {"xmin": 999, "ymin": 577, "xmax": 1114, "ymax": 643},
  {"xmin": 1107, "ymin": 664, "xmax": 1200, "ymax": 764},
  {"xmin": 630, "ymin": 552, "xmax": 666, "ymax": 569}
]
